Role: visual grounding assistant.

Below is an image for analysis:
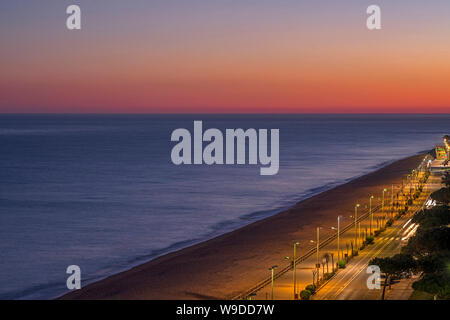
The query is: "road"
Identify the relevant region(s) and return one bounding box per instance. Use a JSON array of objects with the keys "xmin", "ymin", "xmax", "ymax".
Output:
[
  {"xmin": 247, "ymin": 168, "xmax": 440, "ymax": 301},
  {"xmin": 313, "ymin": 173, "xmax": 442, "ymax": 300}
]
